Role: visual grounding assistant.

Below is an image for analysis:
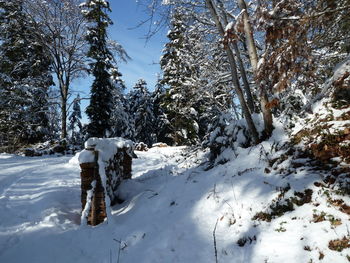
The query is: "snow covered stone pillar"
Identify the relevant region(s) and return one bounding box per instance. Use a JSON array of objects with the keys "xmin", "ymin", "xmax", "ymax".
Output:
[{"xmin": 78, "ymin": 138, "xmax": 135, "ymax": 226}]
